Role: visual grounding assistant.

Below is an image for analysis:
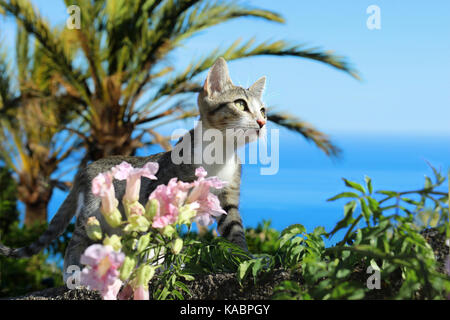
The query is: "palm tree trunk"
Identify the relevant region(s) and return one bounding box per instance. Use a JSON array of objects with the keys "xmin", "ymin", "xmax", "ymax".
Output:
[
  {"xmin": 24, "ymin": 200, "xmax": 48, "ymax": 226},
  {"xmin": 87, "ymin": 125, "xmax": 141, "ymax": 161},
  {"xmin": 18, "ymin": 178, "xmax": 52, "ymax": 227}
]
